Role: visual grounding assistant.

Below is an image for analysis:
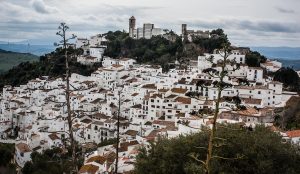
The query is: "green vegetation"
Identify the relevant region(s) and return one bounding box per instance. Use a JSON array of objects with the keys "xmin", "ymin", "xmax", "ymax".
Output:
[
  {"xmin": 0, "ymin": 143, "xmax": 14, "ymax": 167},
  {"xmin": 0, "ymin": 143, "xmax": 16, "ymax": 174},
  {"xmin": 275, "ymin": 96, "xmax": 300, "ymax": 130},
  {"xmin": 104, "ymin": 31, "xmax": 183, "ymax": 71},
  {"xmin": 22, "ymin": 147, "xmax": 83, "ymax": 174},
  {"xmin": 245, "ymin": 51, "xmax": 267, "ymax": 67},
  {"xmin": 0, "ymin": 47, "xmax": 99, "ymax": 90},
  {"xmin": 192, "ymin": 29, "xmax": 229, "ymax": 53},
  {"xmin": 134, "ymin": 125, "xmax": 300, "ymax": 174},
  {"xmin": 104, "ymin": 29, "xmax": 229, "ymax": 71},
  {"xmin": 0, "ymin": 49, "xmax": 38, "ymax": 73},
  {"xmin": 273, "ymin": 67, "xmax": 300, "ymax": 92}
]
